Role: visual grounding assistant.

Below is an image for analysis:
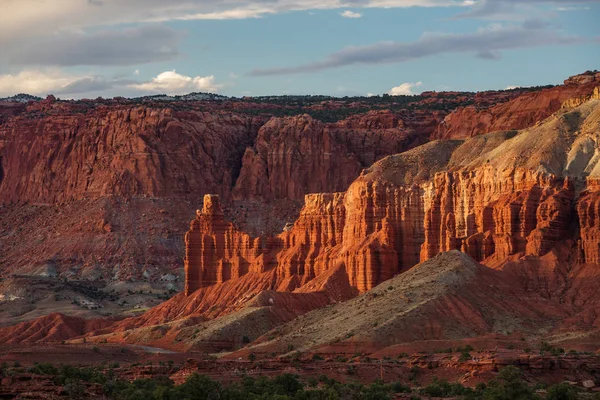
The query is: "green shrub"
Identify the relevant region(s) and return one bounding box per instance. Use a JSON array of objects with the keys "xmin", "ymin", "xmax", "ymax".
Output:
[
  {"xmin": 481, "ymin": 366, "xmax": 536, "ymax": 400},
  {"xmin": 392, "ymin": 381, "xmax": 412, "ymax": 393},
  {"xmin": 459, "ymin": 351, "xmax": 472, "ymax": 361},
  {"xmin": 29, "ymin": 363, "xmax": 58, "ymax": 375},
  {"xmin": 421, "ymin": 377, "xmax": 471, "ymax": 398},
  {"xmin": 546, "ymin": 382, "xmax": 579, "ymax": 400}
]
